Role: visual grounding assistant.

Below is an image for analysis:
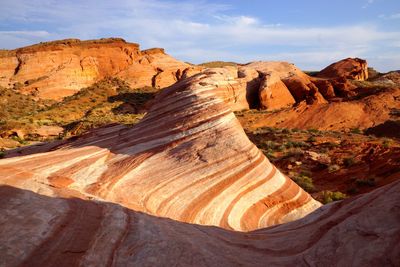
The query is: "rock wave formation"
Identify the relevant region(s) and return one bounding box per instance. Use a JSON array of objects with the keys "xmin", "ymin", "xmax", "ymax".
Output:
[
  {"xmin": 1, "ymin": 67, "xmax": 399, "ymax": 266},
  {"xmin": 1, "ymin": 175, "xmax": 399, "ymax": 266},
  {"xmin": 0, "ymin": 38, "xmax": 199, "ymax": 100},
  {"xmin": 0, "ymin": 68, "xmax": 320, "ymax": 232}
]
